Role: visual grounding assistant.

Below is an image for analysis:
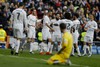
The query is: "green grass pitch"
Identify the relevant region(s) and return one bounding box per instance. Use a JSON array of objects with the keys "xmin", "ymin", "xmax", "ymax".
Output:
[{"xmin": 0, "ymin": 48, "xmax": 100, "ymax": 67}]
